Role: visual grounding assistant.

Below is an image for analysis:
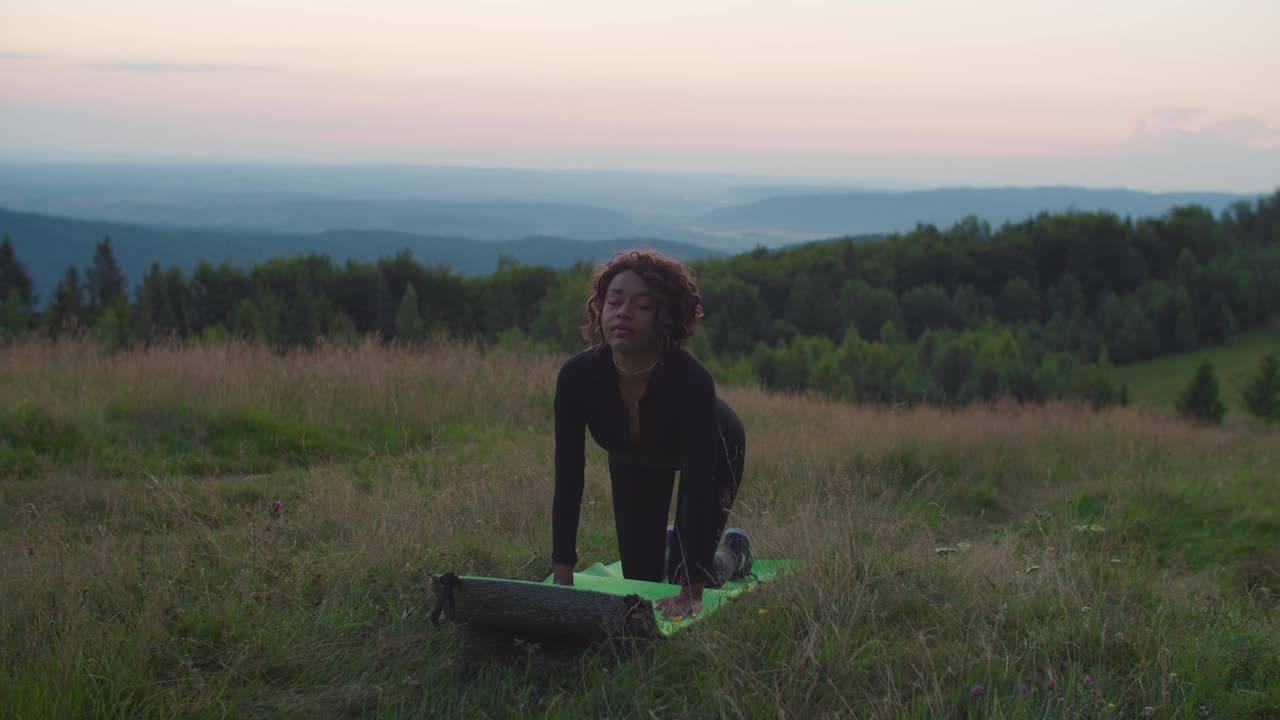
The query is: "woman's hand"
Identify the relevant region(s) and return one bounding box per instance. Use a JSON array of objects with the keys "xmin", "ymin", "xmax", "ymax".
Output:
[
  {"xmin": 552, "ymin": 563, "xmax": 575, "ymax": 586},
  {"xmin": 655, "ymin": 586, "xmax": 702, "ymax": 620}
]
